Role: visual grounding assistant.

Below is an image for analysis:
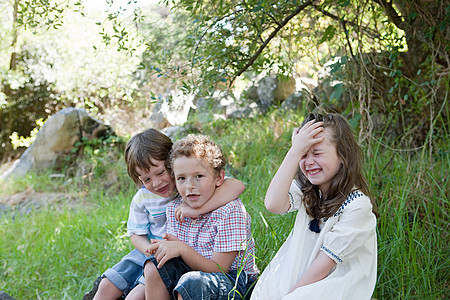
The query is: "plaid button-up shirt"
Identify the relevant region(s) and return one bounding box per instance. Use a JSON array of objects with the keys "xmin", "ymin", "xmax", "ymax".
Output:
[{"xmin": 167, "ymin": 198, "xmax": 259, "ymax": 279}]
